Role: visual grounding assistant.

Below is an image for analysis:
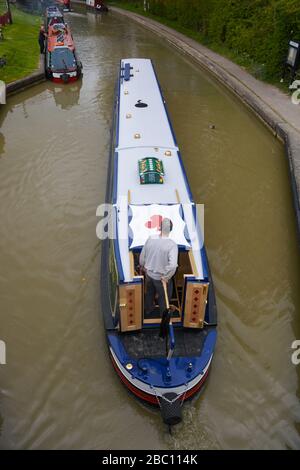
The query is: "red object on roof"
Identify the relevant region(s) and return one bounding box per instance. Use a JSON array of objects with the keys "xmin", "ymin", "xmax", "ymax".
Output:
[{"xmin": 47, "ymin": 23, "xmax": 75, "ymax": 52}]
